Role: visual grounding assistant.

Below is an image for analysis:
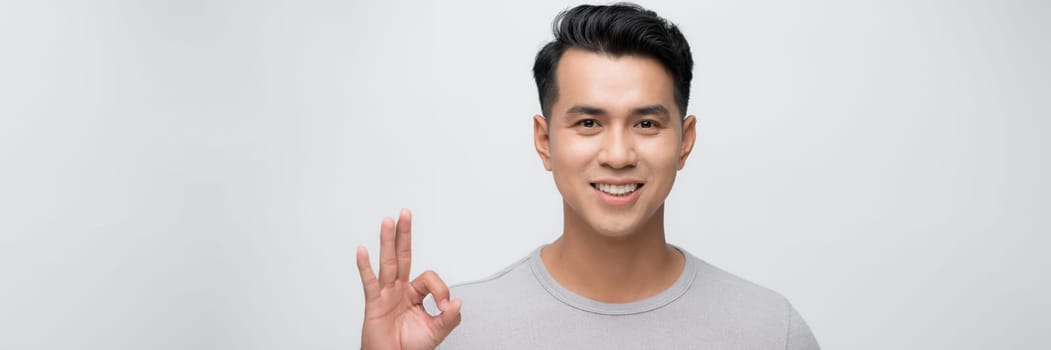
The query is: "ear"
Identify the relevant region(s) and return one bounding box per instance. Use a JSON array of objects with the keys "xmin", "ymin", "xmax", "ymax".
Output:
[
  {"xmin": 533, "ymin": 114, "xmax": 553, "ymax": 171},
  {"xmin": 677, "ymin": 115, "xmax": 697, "ymax": 170}
]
